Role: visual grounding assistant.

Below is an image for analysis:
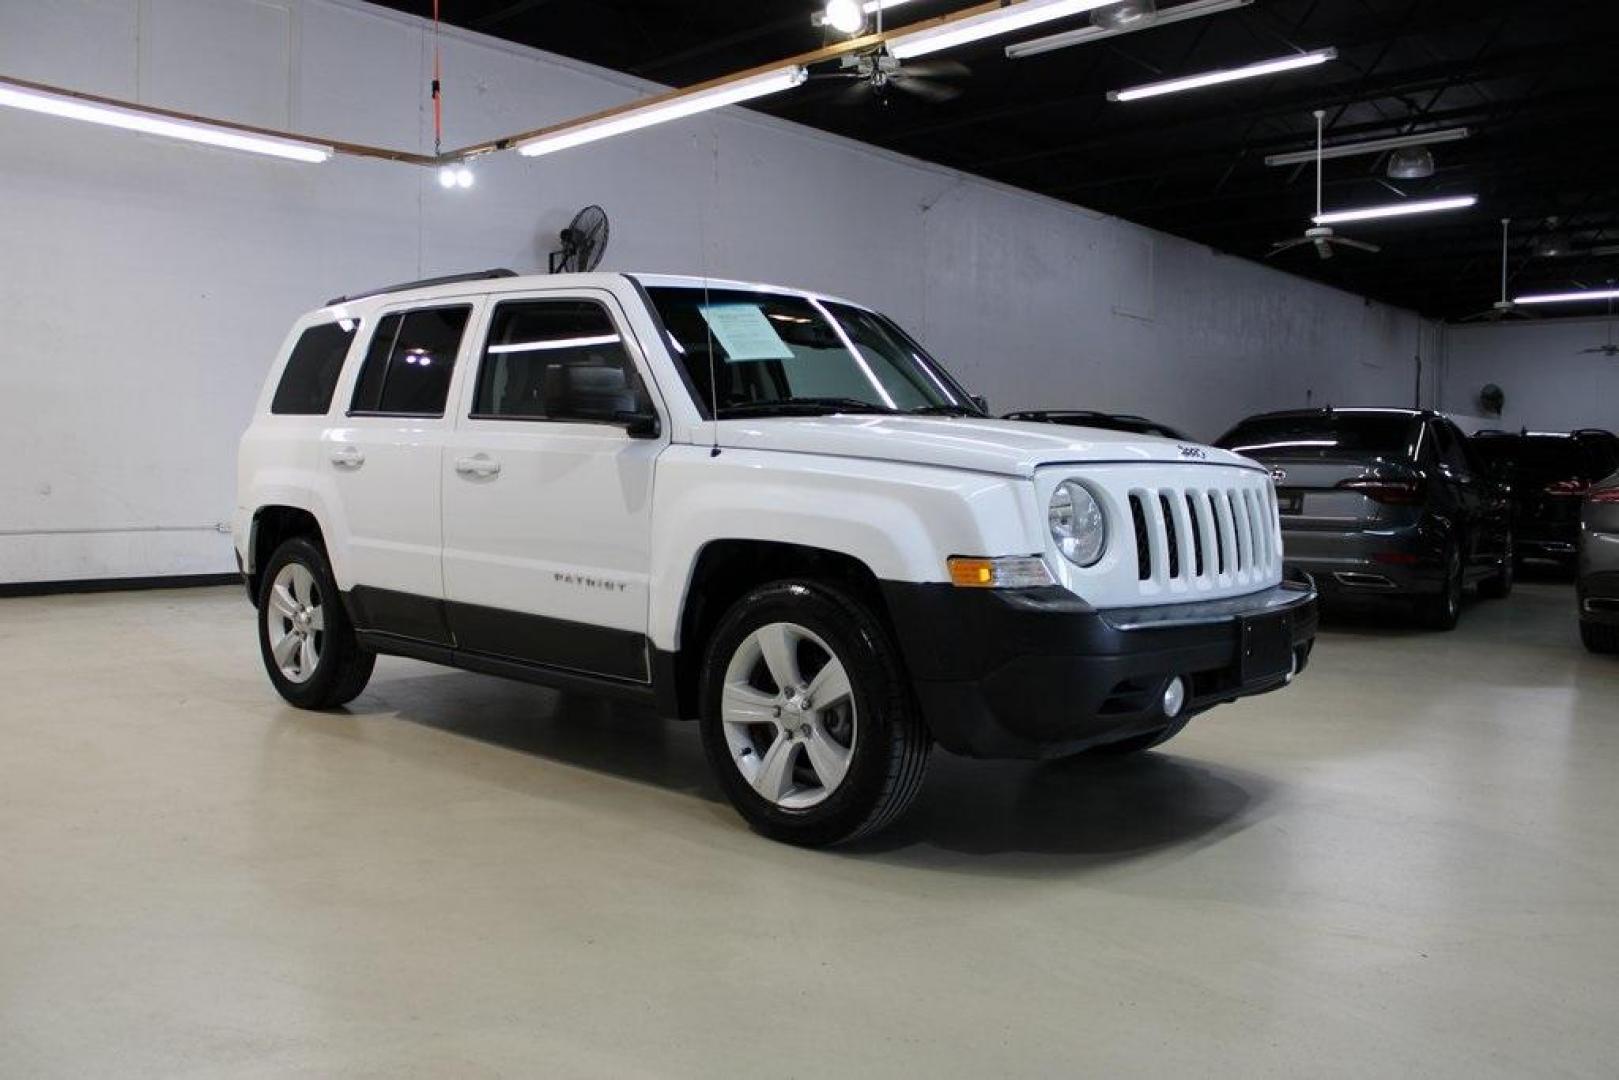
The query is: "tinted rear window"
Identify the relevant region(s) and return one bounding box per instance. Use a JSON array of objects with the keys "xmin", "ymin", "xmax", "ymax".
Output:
[
  {"xmin": 349, "ymin": 306, "xmax": 471, "ymax": 416},
  {"xmin": 1488, "ymin": 435, "xmax": 1619, "ymax": 483},
  {"xmin": 270, "ymin": 322, "xmax": 355, "ymax": 415},
  {"xmin": 1218, "ymin": 414, "xmax": 1415, "ymax": 457}
]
